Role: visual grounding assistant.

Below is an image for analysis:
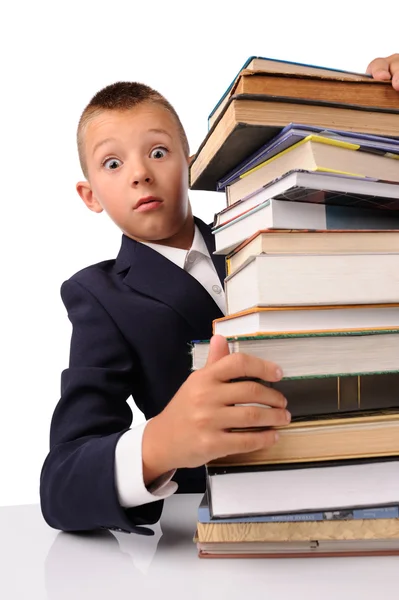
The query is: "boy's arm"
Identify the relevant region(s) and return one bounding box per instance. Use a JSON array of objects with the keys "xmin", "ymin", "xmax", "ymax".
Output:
[{"xmin": 40, "ymin": 278, "xmax": 165, "ymax": 533}]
